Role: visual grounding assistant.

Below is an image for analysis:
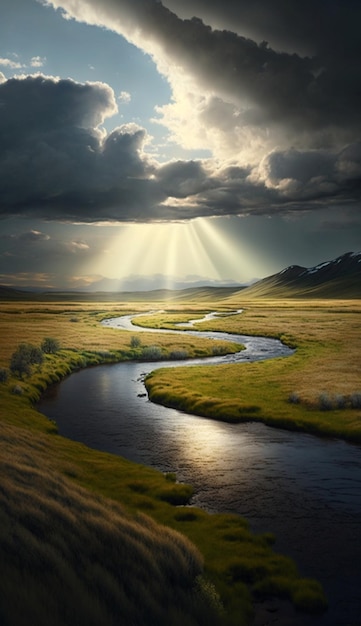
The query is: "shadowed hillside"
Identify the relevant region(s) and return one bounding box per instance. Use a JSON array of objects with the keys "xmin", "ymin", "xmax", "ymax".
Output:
[{"xmin": 239, "ymin": 252, "xmax": 361, "ymax": 299}]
